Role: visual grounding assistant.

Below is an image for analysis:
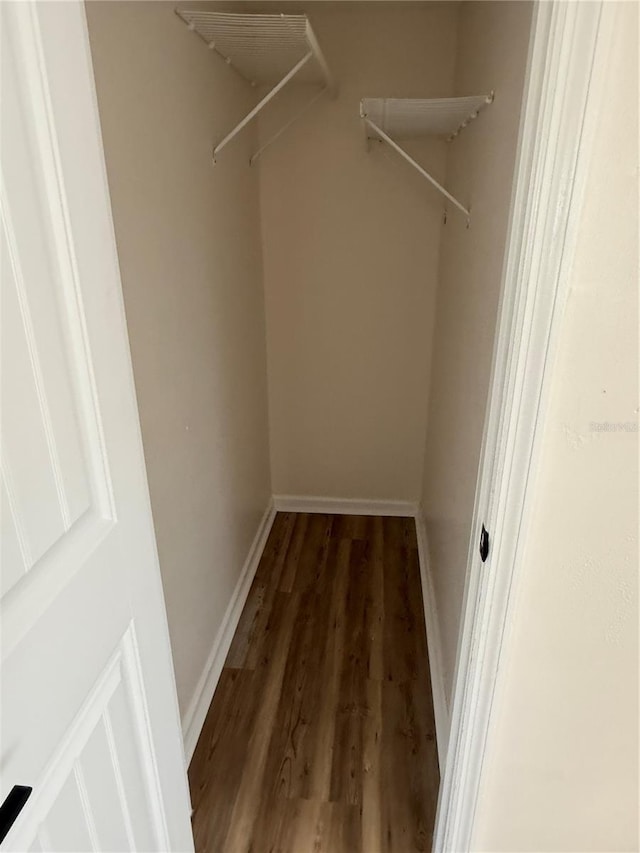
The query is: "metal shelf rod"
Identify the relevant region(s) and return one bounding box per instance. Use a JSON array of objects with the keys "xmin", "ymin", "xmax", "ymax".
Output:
[
  {"xmin": 363, "ymin": 117, "xmax": 470, "ymax": 218},
  {"xmin": 250, "ymin": 86, "xmax": 328, "ymax": 165},
  {"xmin": 213, "ymin": 51, "xmax": 313, "ymax": 161}
]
